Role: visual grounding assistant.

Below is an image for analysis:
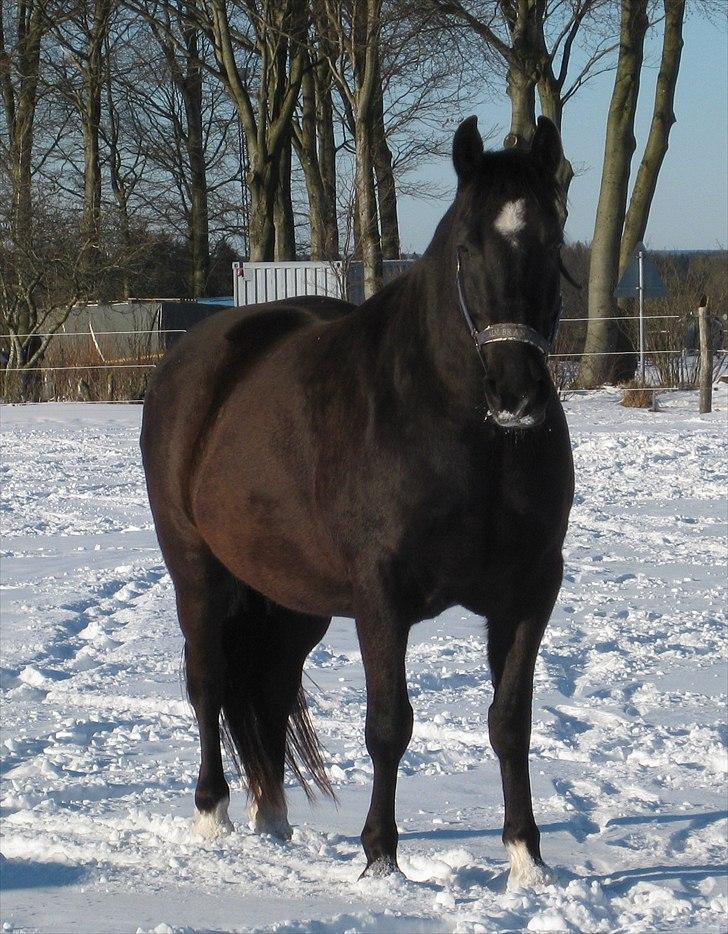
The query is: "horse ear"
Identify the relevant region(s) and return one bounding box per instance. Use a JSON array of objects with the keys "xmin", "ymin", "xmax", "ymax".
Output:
[
  {"xmin": 531, "ymin": 116, "xmax": 562, "ymax": 177},
  {"xmin": 453, "ymin": 116, "xmax": 483, "ymax": 184}
]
